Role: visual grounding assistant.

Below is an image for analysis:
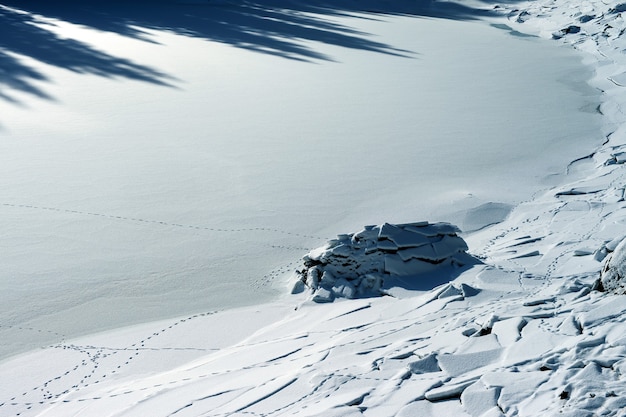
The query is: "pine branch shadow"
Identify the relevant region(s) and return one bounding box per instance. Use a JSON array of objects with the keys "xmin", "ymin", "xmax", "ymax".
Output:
[
  {"xmin": 0, "ymin": 4, "xmax": 176, "ymax": 106},
  {"xmin": 0, "ymin": 0, "xmax": 498, "ymax": 107}
]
